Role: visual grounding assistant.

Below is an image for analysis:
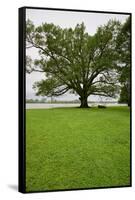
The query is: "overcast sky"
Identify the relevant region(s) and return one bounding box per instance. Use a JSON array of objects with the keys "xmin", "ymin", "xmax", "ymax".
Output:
[{"xmin": 26, "ymin": 8, "xmax": 129, "ymax": 101}]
